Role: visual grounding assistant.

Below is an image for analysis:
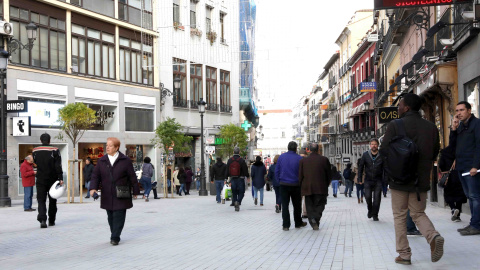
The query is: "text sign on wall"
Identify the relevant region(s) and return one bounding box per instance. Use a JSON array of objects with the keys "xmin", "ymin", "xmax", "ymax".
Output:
[
  {"xmin": 378, "ymin": 107, "xmax": 399, "ymax": 124},
  {"xmin": 6, "ymin": 100, "xmax": 28, "ymax": 113},
  {"xmin": 359, "ymin": 82, "xmax": 377, "ymax": 92},
  {"xmin": 374, "ymin": 0, "xmax": 471, "ymax": 10}
]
